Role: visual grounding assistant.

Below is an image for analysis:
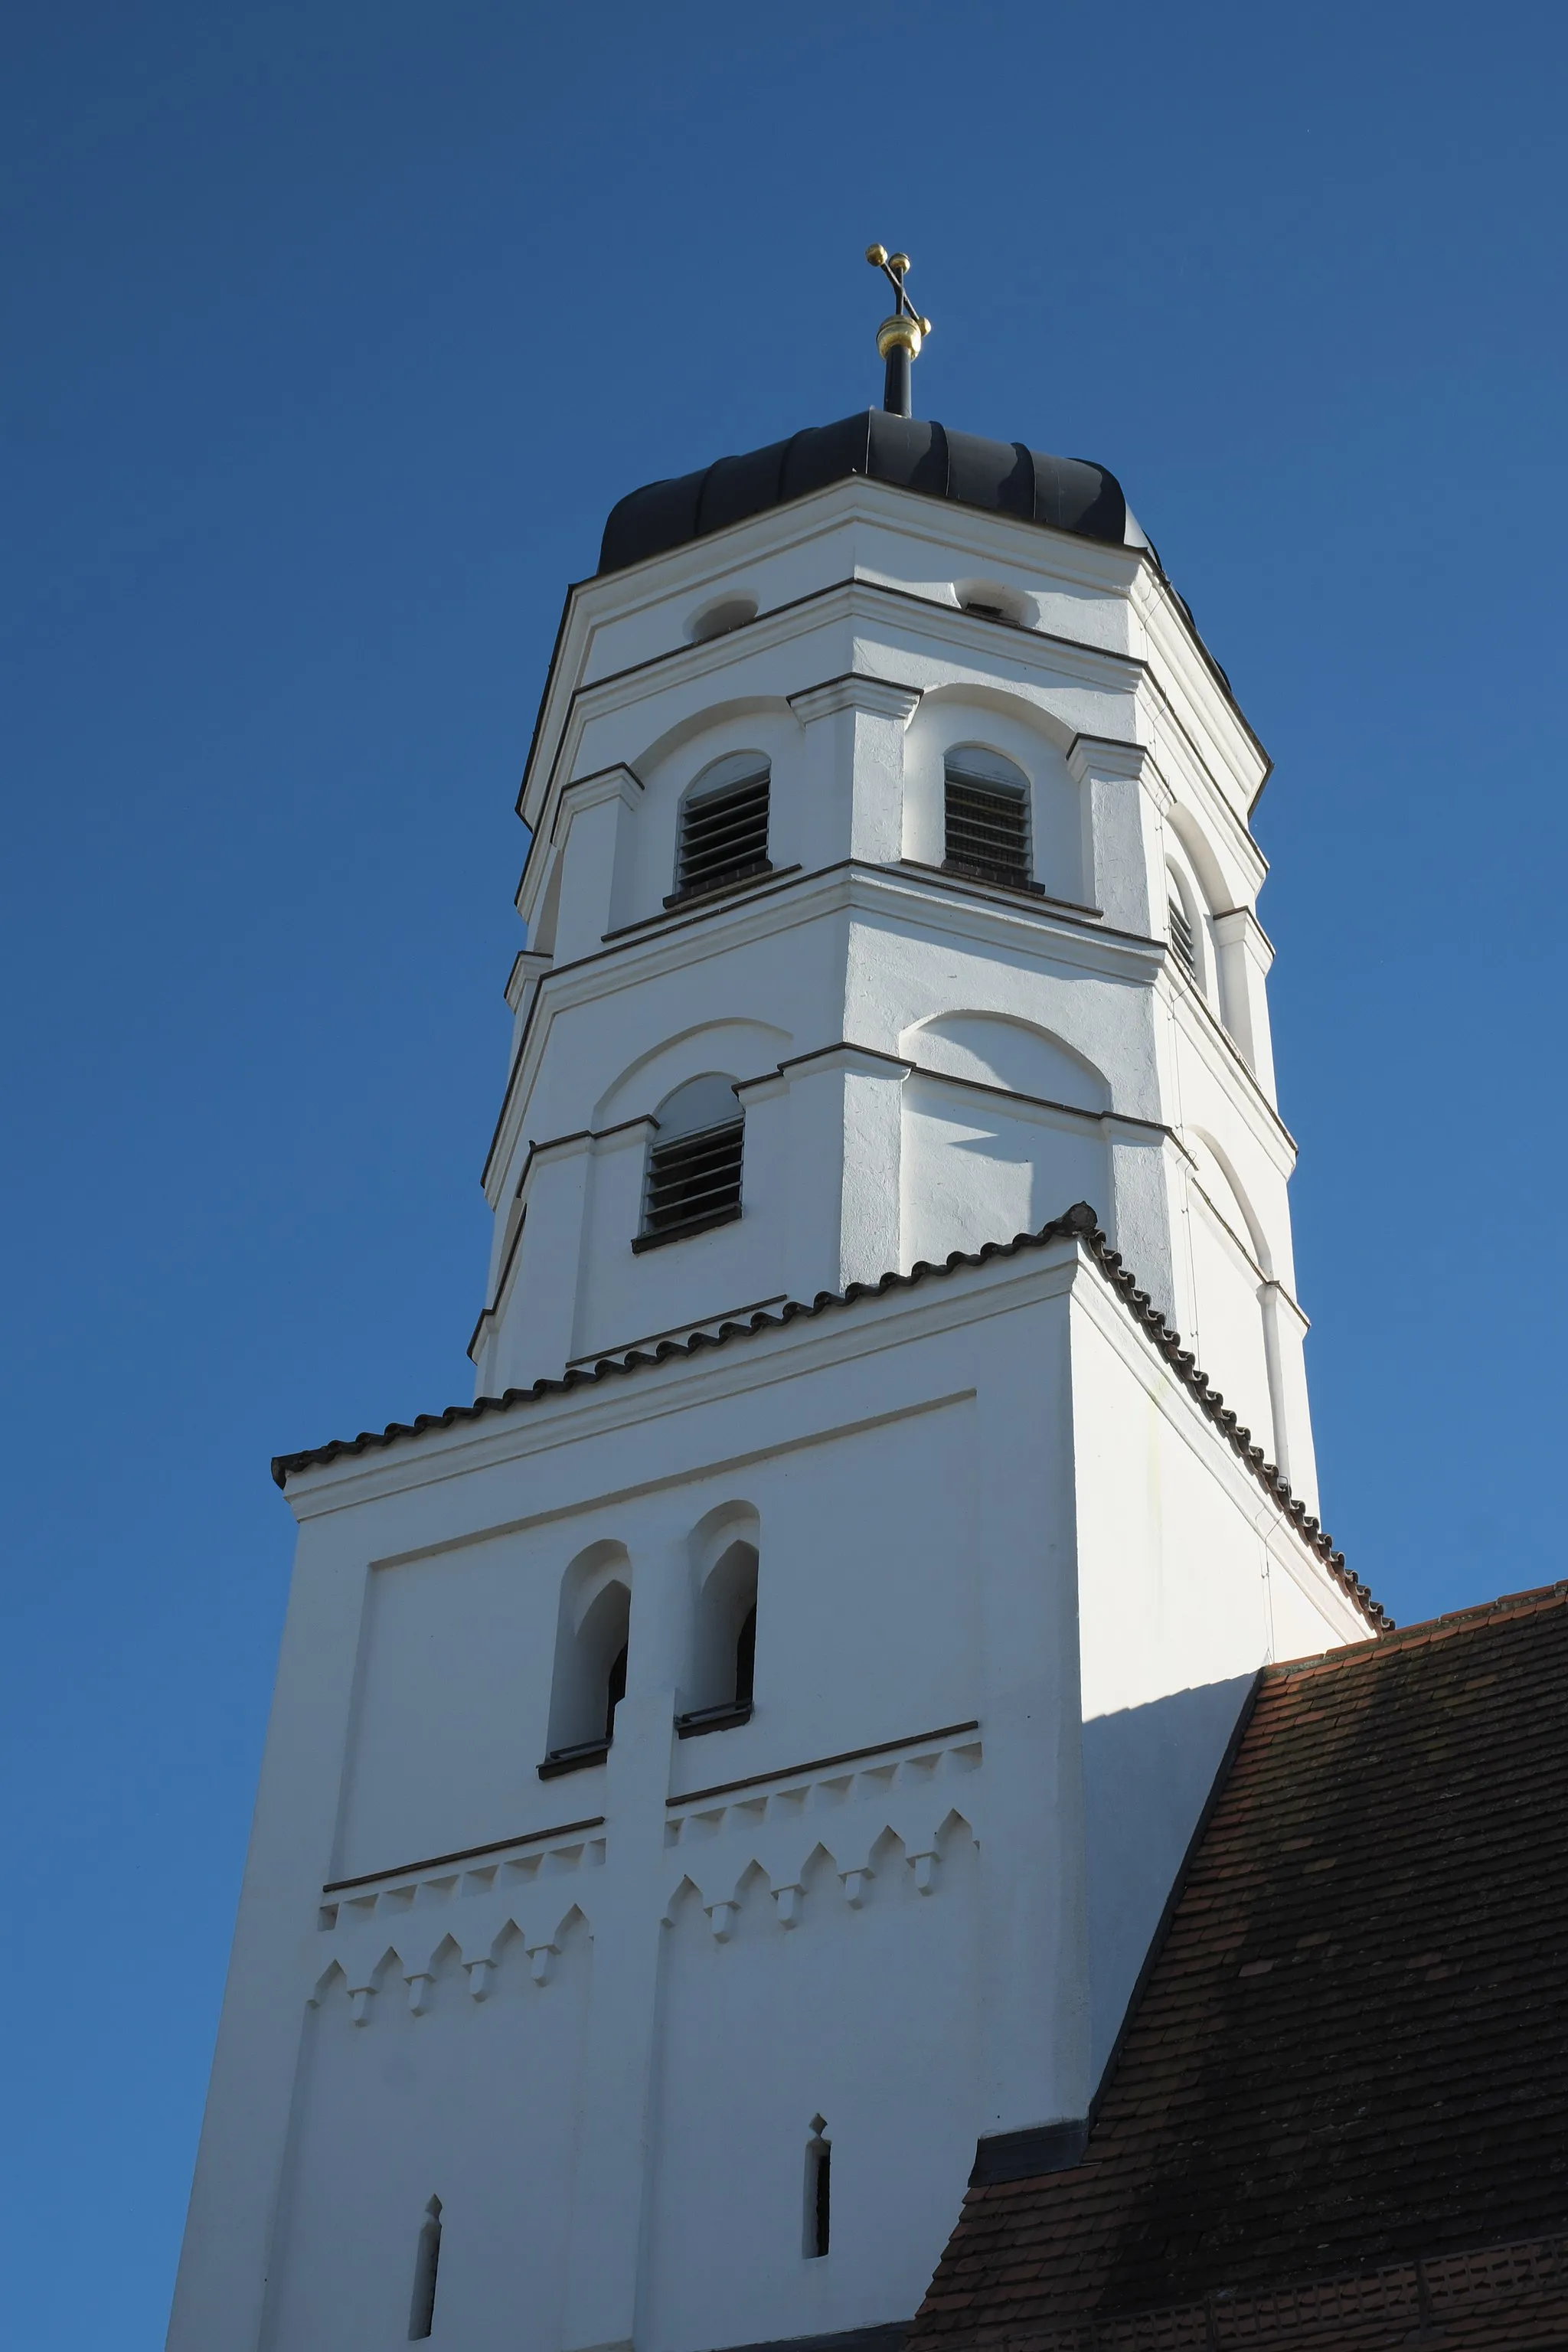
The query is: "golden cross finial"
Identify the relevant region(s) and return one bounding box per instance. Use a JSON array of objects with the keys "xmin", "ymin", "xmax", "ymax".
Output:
[{"xmin": 865, "ymin": 244, "xmax": 933, "ymax": 418}]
